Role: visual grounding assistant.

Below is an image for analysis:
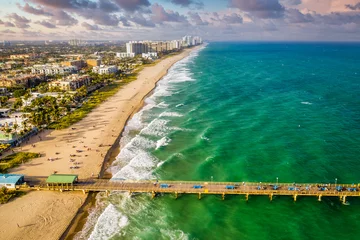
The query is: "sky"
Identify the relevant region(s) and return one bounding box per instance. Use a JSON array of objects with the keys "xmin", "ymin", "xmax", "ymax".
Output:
[{"xmin": 0, "ymin": 0, "xmax": 360, "ymax": 41}]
